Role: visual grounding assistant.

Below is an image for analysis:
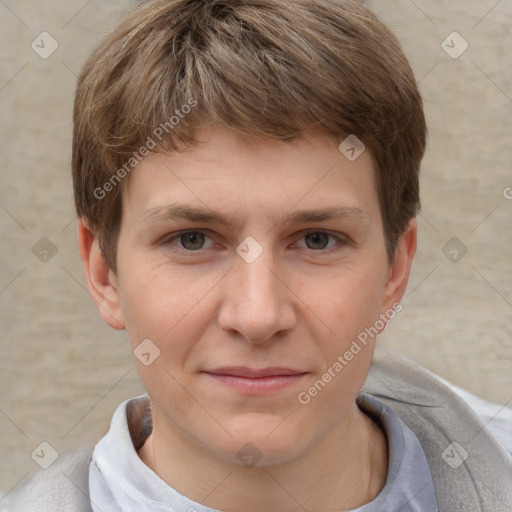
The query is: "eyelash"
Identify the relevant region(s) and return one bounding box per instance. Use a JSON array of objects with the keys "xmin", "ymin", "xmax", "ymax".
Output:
[{"xmin": 162, "ymin": 229, "xmax": 348, "ymax": 256}]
